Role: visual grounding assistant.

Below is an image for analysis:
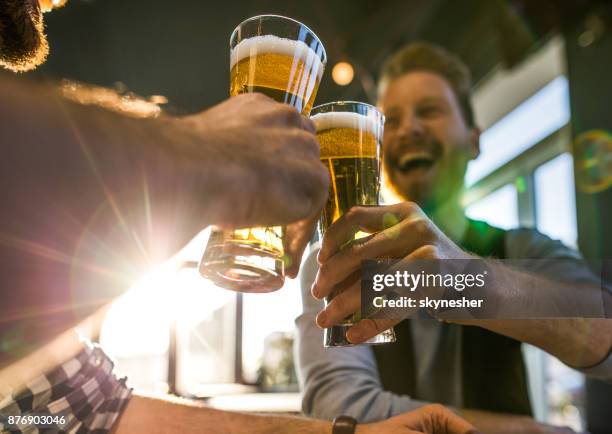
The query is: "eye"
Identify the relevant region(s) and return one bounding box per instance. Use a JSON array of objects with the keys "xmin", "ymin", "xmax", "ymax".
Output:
[{"xmin": 417, "ymin": 104, "xmax": 443, "ymax": 118}]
